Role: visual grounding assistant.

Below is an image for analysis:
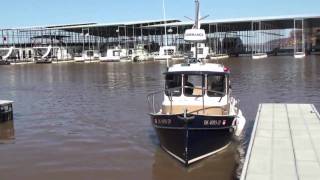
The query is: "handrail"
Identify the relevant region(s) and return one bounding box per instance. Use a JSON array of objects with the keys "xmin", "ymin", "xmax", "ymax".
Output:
[{"xmin": 147, "ymin": 86, "xmax": 226, "ymax": 114}]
